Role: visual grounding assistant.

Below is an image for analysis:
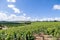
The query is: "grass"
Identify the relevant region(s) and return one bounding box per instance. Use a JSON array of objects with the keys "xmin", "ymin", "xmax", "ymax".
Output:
[{"xmin": 0, "ymin": 22, "xmax": 60, "ymax": 40}]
